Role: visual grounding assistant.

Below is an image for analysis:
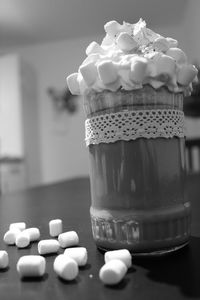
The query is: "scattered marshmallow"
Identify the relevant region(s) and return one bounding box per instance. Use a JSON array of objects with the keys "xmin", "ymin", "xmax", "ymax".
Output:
[
  {"xmin": 104, "ymin": 249, "xmax": 132, "ymax": 268},
  {"xmin": 38, "ymin": 239, "xmax": 60, "ymax": 255},
  {"xmin": 166, "ymin": 47, "xmax": 187, "ymax": 65},
  {"xmin": 58, "ymin": 231, "xmax": 79, "ymax": 248},
  {"xmin": 97, "ymin": 60, "xmax": 118, "ymax": 85},
  {"xmin": 116, "ymin": 32, "xmax": 138, "ymax": 51},
  {"xmin": 53, "ymin": 254, "xmax": 78, "ymax": 281},
  {"xmin": 15, "ymin": 231, "xmax": 30, "ymax": 248},
  {"xmin": 0, "ymin": 251, "xmax": 9, "ymax": 269},
  {"xmin": 17, "ymin": 255, "xmax": 46, "ymax": 278},
  {"xmin": 3, "ymin": 228, "xmax": 21, "ymax": 245},
  {"xmin": 99, "ymin": 259, "xmax": 127, "ymax": 285},
  {"xmin": 9, "ymin": 222, "xmax": 26, "ymax": 232},
  {"xmin": 49, "ymin": 219, "xmax": 62, "ymax": 237},
  {"xmin": 64, "ymin": 247, "xmax": 88, "ymax": 267},
  {"xmin": 177, "ymin": 64, "xmax": 198, "ymax": 86},
  {"xmin": 66, "ymin": 73, "xmax": 80, "ymax": 95},
  {"xmin": 23, "ymin": 227, "xmax": 40, "ymax": 242}
]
